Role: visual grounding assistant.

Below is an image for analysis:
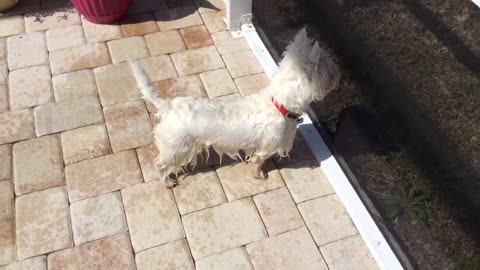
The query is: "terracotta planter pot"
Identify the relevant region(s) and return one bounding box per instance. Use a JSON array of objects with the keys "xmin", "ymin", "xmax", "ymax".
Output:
[
  {"xmin": 70, "ymin": 0, "xmax": 131, "ymax": 24},
  {"xmin": 0, "ymin": 0, "xmax": 18, "ymax": 12}
]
